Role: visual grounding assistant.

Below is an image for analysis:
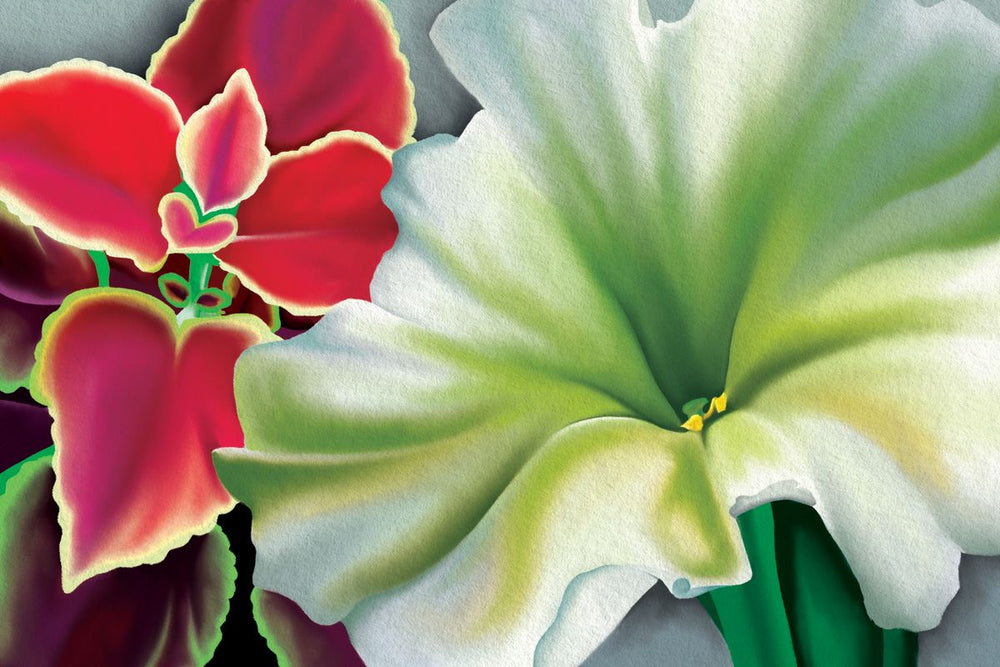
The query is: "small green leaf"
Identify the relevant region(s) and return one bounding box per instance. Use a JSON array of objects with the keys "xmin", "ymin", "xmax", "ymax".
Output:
[
  {"xmin": 196, "ymin": 288, "xmax": 232, "ymax": 311},
  {"xmin": 158, "ymin": 272, "xmax": 191, "ymax": 308}
]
